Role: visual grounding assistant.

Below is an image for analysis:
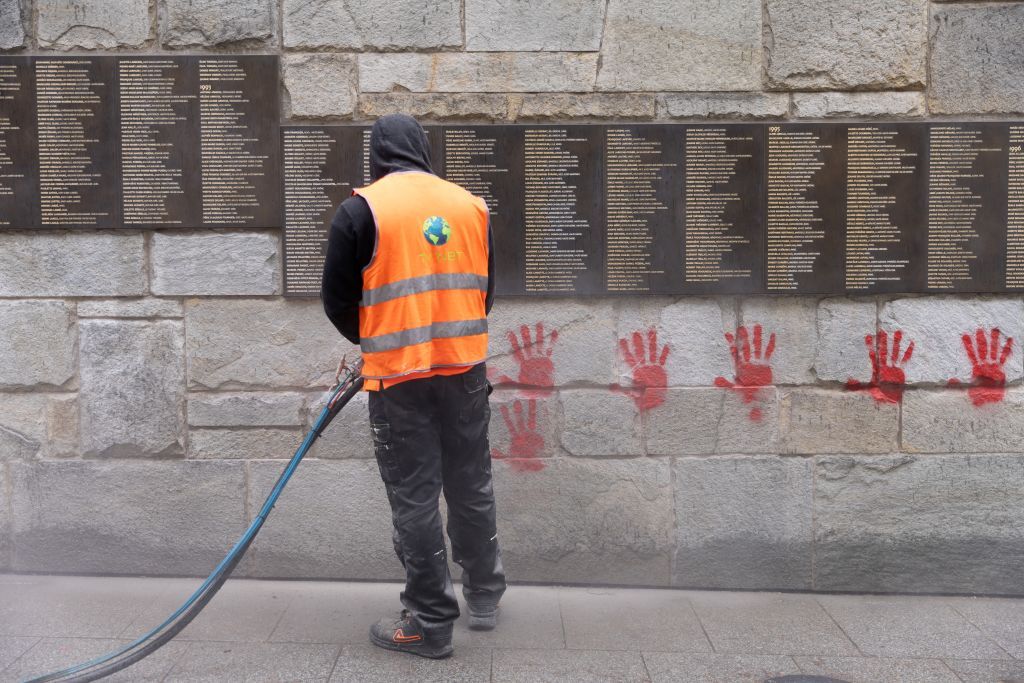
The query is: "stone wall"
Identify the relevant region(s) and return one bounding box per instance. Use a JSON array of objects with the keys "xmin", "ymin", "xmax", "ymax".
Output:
[{"xmin": 2, "ymin": 0, "xmax": 1024, "ymax": 594}]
